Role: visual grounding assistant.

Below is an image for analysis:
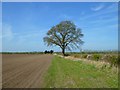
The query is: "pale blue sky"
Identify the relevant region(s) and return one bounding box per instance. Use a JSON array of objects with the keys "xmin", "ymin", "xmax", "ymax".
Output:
[{"xmin": 2, "ymin": 2, "xmax": 118, "ymax": 52}]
